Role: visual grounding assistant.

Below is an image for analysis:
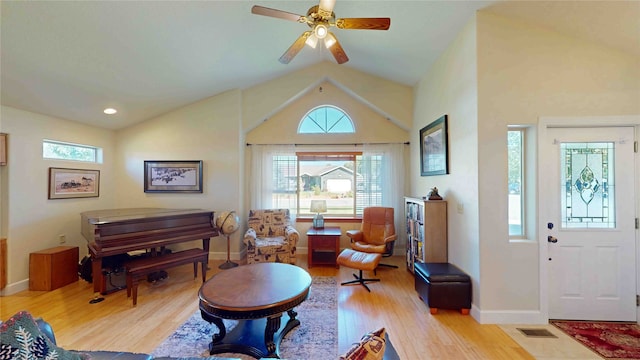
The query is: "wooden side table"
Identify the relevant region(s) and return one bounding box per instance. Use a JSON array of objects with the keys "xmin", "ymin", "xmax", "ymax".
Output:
[
  {"xmin": 306, "ymin": 227, "xmax": 341, "ymax": 268},
  {"xmin": 29, "ymin": 246, "xmax": 79, "ymax": 291}
]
